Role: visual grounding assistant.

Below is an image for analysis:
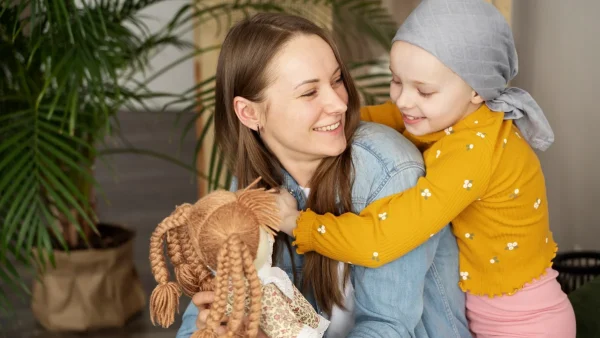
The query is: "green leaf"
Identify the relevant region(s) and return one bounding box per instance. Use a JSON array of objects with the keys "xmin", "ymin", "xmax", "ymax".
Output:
[
  {"xmin": 0, "ymin": 265, "xmax": 26, "ymax": 305},
  {"xmin": 8, "ymin": 194, "xmax": 39, "ymax": 265},
  {"xmin": 0, "ymin": 132, "xmax": 31, "ymax": 174},
  {"xmin": 37, "ymin": 178, "xmax": 79, "ymax": 238},
  {"xmin": 28, "ymin": 199, "xmax": 58, "ymax": 267},
  {"xmin": 37, "ymin": 138, "xmax": 95, "ymax": 184},
  {"xmin": 0, "ymin": 109, "xmax": 31, "ymax": 124},
  {"xmin": 180, "ymin": 103, "xmax": 215, "ymax": 148},
  {"xmin": 35, "ymin": 48, "xmax": 75, "ymax": 113},
  {"xmin": 37, "ymin": 152, "xmax": 97, "ymax": 238},
  {"xmin": 0, "ymin": 120, "xmax": 31, "ymax": 144},
  {"xmin": 38, "ymin": 222, "xmax": 55, "ymax": 267},
  {"xmin": 38, "ymin": 124, "xmax": 93, "ymax": 161},
  {"xmin": 136, "ymin": 45, "xmax": 221, "ymax": 90},
  {"xmin": 0, "ymin": 162, "xmax": 35, "ymax": 251},
  {"xmin": 0, "ymin": 155, "xmax": 33, "ymax": 211},
  {"xmin": 207, "ymin": 136, "xmax": 220, "ymax": 192},
  {"xmin": 211, "ymin": 143, "xmax": 226, "ymax": 191},
  {"xmin": 353, "ymin": 73, "xmax": 391, "ymax": 81},
  {"xmin": 37, "ymin": 149, "xmax": 93, "ymax": 211},
  {"xmin": 360, "ymin": 82, "xmax": 393, "ymax": 89},
  {"xmin": 193, "ymin": 112, "xmax": 215, "ymax": 180}
]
